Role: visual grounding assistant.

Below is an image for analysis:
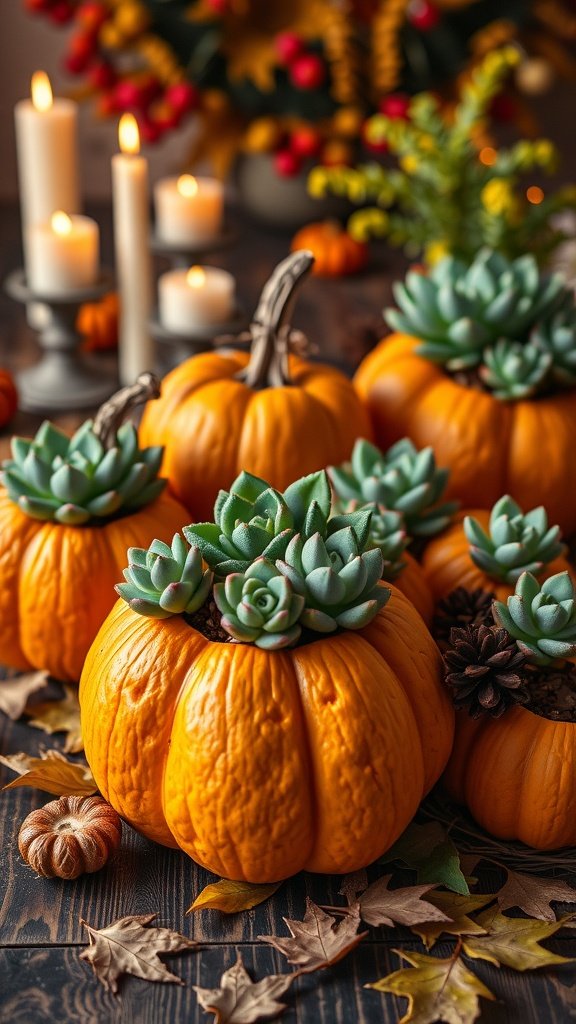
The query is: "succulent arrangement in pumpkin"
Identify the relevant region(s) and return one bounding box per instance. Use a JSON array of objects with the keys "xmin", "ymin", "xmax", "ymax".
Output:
[
  {"xmin": 355, "ymin": 248, "xmax": 576, "ymax": 534},
  {"xmin": 0, "ymin": 373, "xmax": 189, "ymax": 682},
  {"xmin": 139, "ymin": 251, "xmax": 372, "ymax": 521},
  {"xmin": 79, "ymin": 466, "xmax": 454, "ymax": 883}
]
